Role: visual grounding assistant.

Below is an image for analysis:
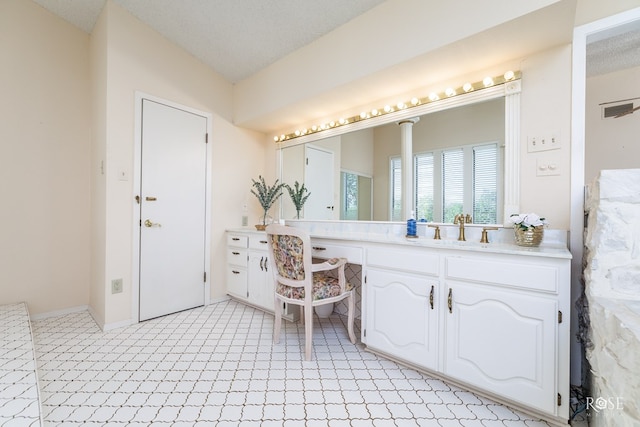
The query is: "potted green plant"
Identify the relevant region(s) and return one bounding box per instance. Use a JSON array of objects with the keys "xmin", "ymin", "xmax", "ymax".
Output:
[
  {"xmin": 286, "ymin": 181, "xmax": 311, "ymax": 219},
  {"xmin": 251, "ymin": 175, "xmax": 285, "ymax": 230}
]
